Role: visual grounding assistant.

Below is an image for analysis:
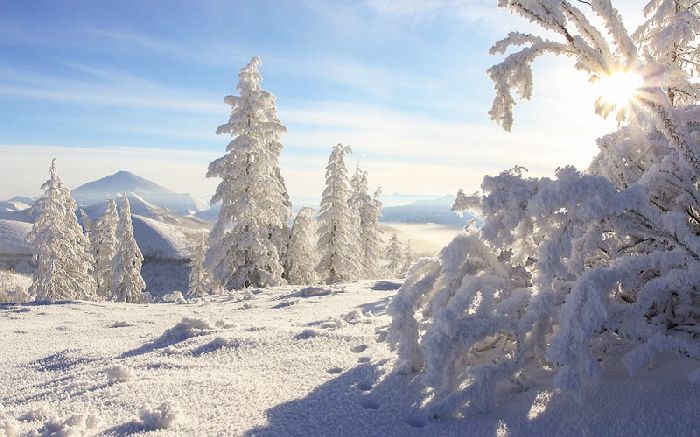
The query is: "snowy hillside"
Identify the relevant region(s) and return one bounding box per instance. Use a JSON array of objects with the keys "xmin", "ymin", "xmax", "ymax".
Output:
[
  {"xmin": 0, "ymin": 201, "xmax": 31, "ymax": 212},
  {"xmin": 0, "ymin": 219, "xmax": 32, "ymax": 256},
  {"xmin": 131, "ymin": 215, "xmax": 200, "ymax": 261},
  {"xmin": 0, "ymin": 281, "xmax": 696, "ymax": 436},
  {"xmin": 72, "ymin": 171, "xmax": 205, "ymax": 215},
  {"xmin": 81, "ymin": 193, "xmax": 208, "ymax": 230},
  {"xmin": 0, "ymin": 206, "xmax": 34, "ymax": 224}
]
